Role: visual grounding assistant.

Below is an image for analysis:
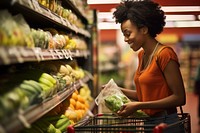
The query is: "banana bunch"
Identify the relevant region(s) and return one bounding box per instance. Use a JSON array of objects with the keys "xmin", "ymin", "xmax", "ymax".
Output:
[
  {"xmin": 0, "ymin": 87, "xmax": 29, "ymax": 120},
  {"xmin": 38, "ymin": 73, "xmax": 57, "ymax": 99},
  {"xmin": 19, "ymin": 80, "xmax": 43, "ymax": 105},
  {"xmin": 21, "ymin": 114, "xmax": 71, "ymax": 133}
]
